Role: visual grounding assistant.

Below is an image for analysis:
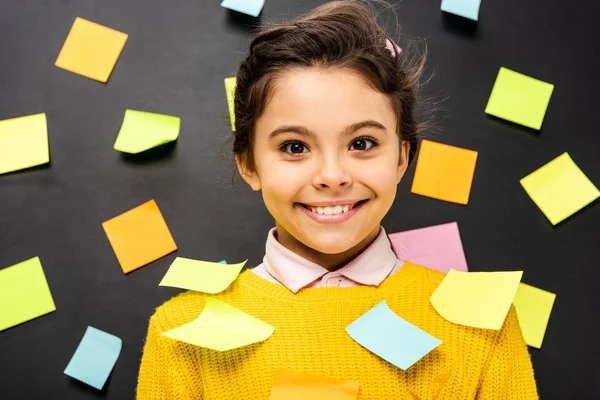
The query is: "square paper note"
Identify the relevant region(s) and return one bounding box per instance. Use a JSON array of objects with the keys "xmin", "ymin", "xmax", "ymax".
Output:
[
  {"xmin": 0, "ymin": 257, "xmax": 56, "ymax": 331},
  {"xmin": 221, "ymin": 0, "xmax": 265, "ymax": 17},
  {"xmin": 0, "ymin": 113, "xmax": 49, "ymax": 175},
  {"xmin": 55, "ymin": 17, "xmax": 128, "ymax": 82},
  {"xmin": 102, "ymin": 199, "xmax": 177, "ymax": 273},
  {"xmin": 113, "ymin": 110, "xmax": 180, "ymax": 154},
  {"xmin": 513, "ymin": 282, "xmax": 556, "ymax": 349},
  {"xmin": 224, "ymin": 77, "xmax": 236, "ymax": 131},
  {"xmin": 411, "ymin": 140, "xmax": 478, "ymax": 205},
  {"xmin": 441, "ymin": 0, "xmax": 482, "ymax": 21},
  {"xmin": 520, "ymin": 153, "xmax": 599, "ymax": 225},
  {"xmin": 64, "ymin": 326, "xmax": 122, "ymax": 390},
  {"xmin": 485, "ymin": 67, "xmax": 554, "ymax": 130}
]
